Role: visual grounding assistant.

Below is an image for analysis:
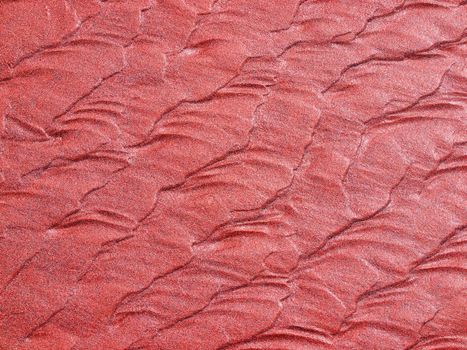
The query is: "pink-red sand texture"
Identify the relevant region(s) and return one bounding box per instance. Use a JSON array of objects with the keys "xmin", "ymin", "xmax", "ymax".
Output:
[{"xmin": 1, "ymin": 0, "xmax": 466, "ymax": 349}]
